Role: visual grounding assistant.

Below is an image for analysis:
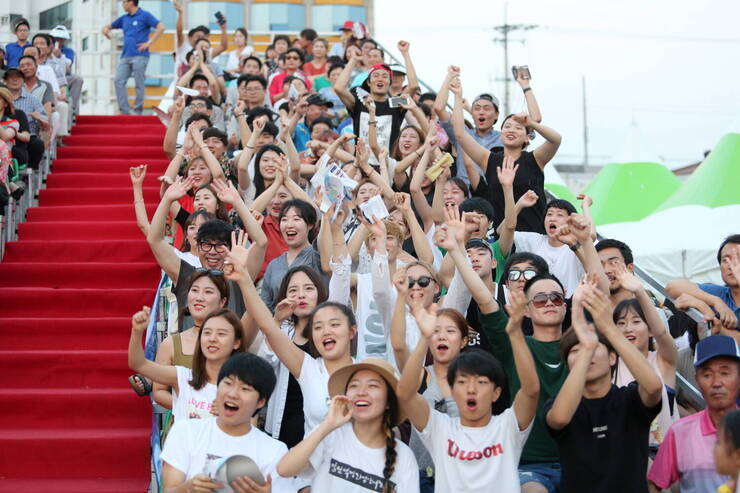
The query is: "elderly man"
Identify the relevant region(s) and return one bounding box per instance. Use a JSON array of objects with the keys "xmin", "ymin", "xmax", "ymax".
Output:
[
  {"xmin": 648, "ymin": 335, "xmax": 739, "ymax": 492},
  {"xmin": 3, "ymin": 67, "xmax": 47, "ymax": 169},
  {"xmin": 49, "ymin": 25, "xmax": 84, "ymax": 116}
]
